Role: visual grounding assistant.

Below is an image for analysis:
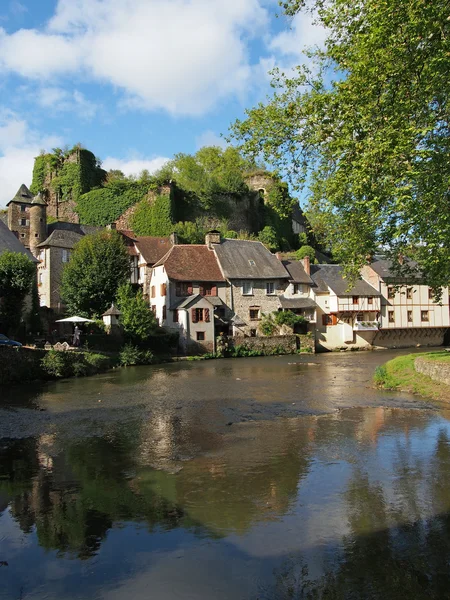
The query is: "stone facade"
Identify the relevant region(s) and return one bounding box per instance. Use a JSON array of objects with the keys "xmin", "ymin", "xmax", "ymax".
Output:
[
  {"xmin": 229, "ymin": 334, "xmax": 301, "ymax": 354},
  {"xmin": 415, "ymin": 356, "xmax": 450, "ymax": 386},
  {"xmin": 37, "ymin": 246, "xmax": 71, "ymax": 311},
  {"xmin": 7, "ymin": 201, "xmax": 31, "ymax": 246}
]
